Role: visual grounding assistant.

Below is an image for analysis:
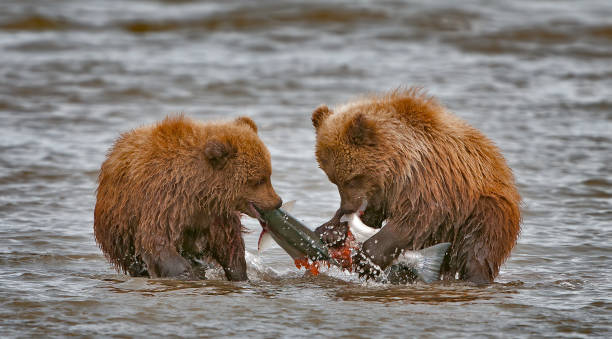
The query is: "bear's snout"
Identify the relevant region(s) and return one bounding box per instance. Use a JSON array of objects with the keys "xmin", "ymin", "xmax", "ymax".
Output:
[
  {"xmin": 339, "ymin": 193, "xmax": 366, "ymax": 215},
  {"xmin": 254, "ymin": 183, "xmax": 282, "ymax": 211},
  {"xmin": 274, "ymin": 197, "xmax": 283, "ymax": 210},
  {"xmin": 259, "ymin": 195, "xmax": 282, "ymax": 211}
]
